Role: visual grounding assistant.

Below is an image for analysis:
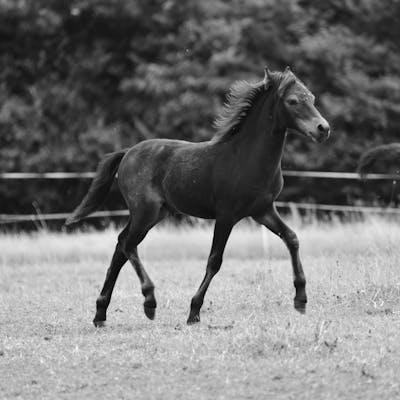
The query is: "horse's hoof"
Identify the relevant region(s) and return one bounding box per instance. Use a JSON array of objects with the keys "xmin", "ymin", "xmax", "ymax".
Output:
[
  {"xmin": 93, "ymin": 319, "xmax": 106, "ymax": 328},
  {"xmin": 294, "ymin": 300, "xmax": 307, "ymax": 314},
  {"xmin": 187, "ymin": 314, "xmax": 200, "ymax": 325},
  {"xmin": 144, "ymin": 306, "xmax": 156, "ymax": 320}
]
